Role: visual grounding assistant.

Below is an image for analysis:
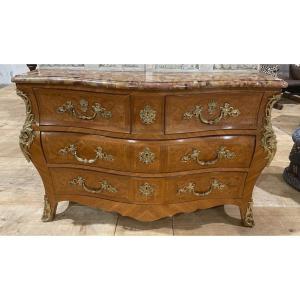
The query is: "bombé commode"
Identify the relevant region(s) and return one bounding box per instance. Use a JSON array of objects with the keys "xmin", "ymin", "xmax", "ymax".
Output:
[{"xmin": 13, "ymin": 69, "xmax": 287, "ymax": 226}]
